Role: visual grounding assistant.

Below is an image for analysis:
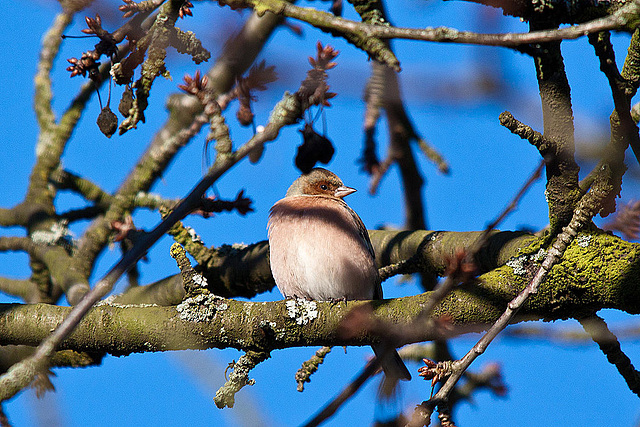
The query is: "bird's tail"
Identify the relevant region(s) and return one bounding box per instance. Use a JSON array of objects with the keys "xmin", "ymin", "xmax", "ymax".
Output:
[{"xmin": 372, "ymin": 344, "xmax": 411, "ymax": 396}]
